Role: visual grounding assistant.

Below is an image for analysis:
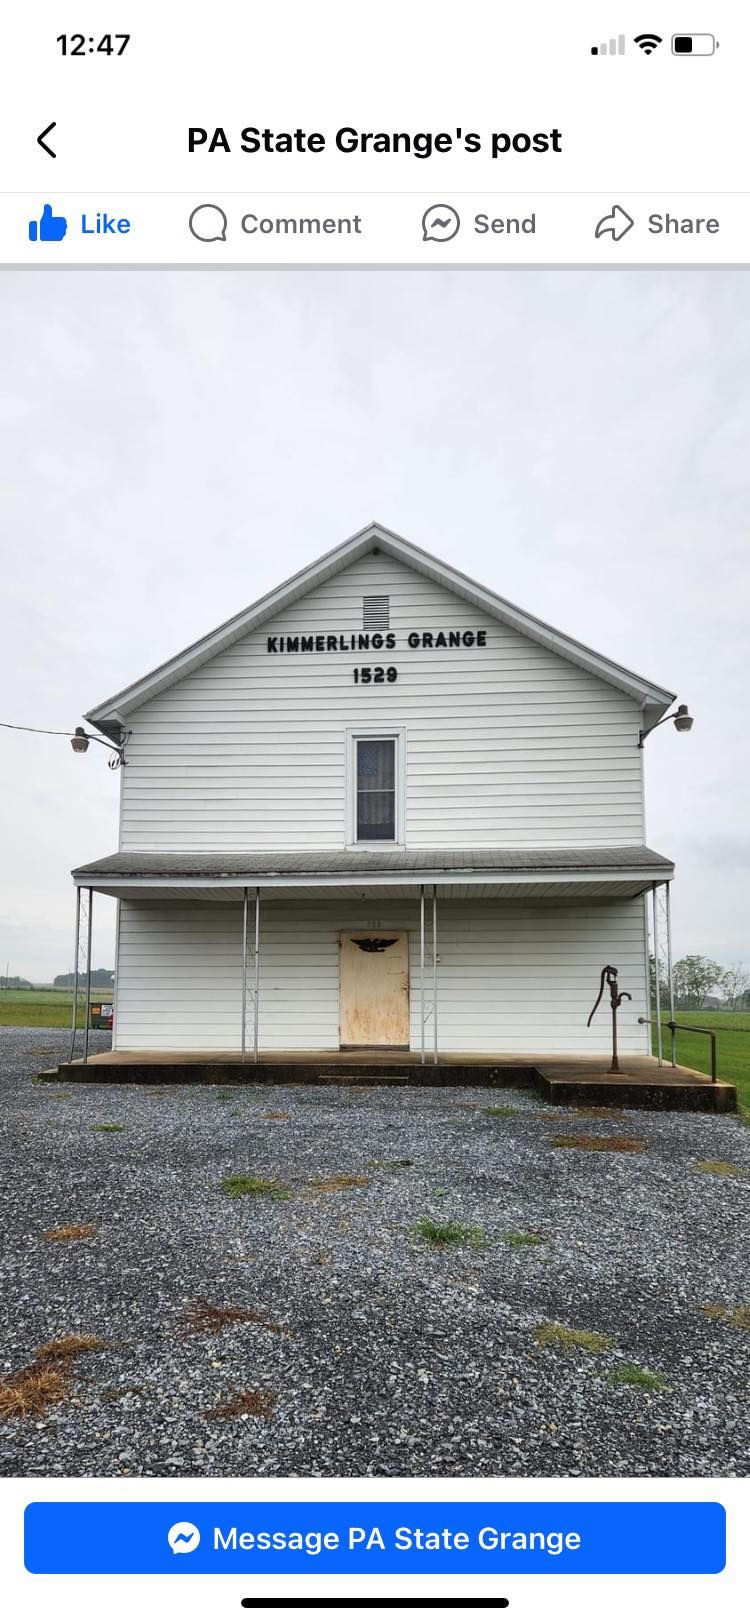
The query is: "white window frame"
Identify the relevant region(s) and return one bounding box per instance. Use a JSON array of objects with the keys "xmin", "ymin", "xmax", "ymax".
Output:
[{"xmin": 346, "ymin": 726, "xmax": 406, "ymax": 848}]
